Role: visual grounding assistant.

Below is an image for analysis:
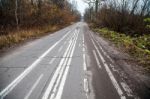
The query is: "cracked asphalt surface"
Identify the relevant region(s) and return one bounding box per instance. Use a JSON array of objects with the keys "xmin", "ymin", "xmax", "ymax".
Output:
[{"xmin": 0, "ymin": 22, "xmax": 150, "ymax": 99}]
